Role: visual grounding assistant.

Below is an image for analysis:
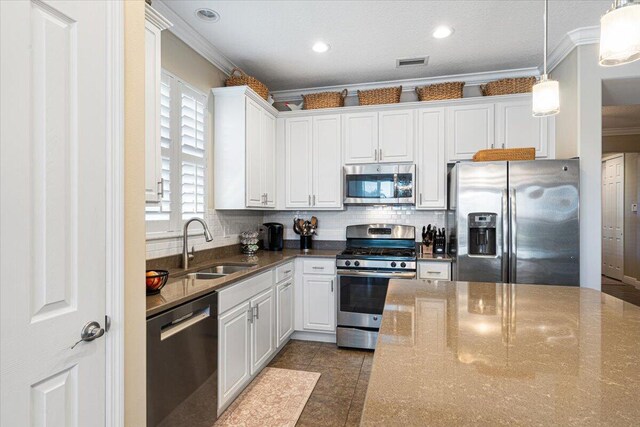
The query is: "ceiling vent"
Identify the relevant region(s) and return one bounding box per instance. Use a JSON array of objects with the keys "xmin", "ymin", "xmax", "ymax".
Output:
[{"xmin": 396, "ymin": 56, "xmax": 429, "ymax": 68}]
